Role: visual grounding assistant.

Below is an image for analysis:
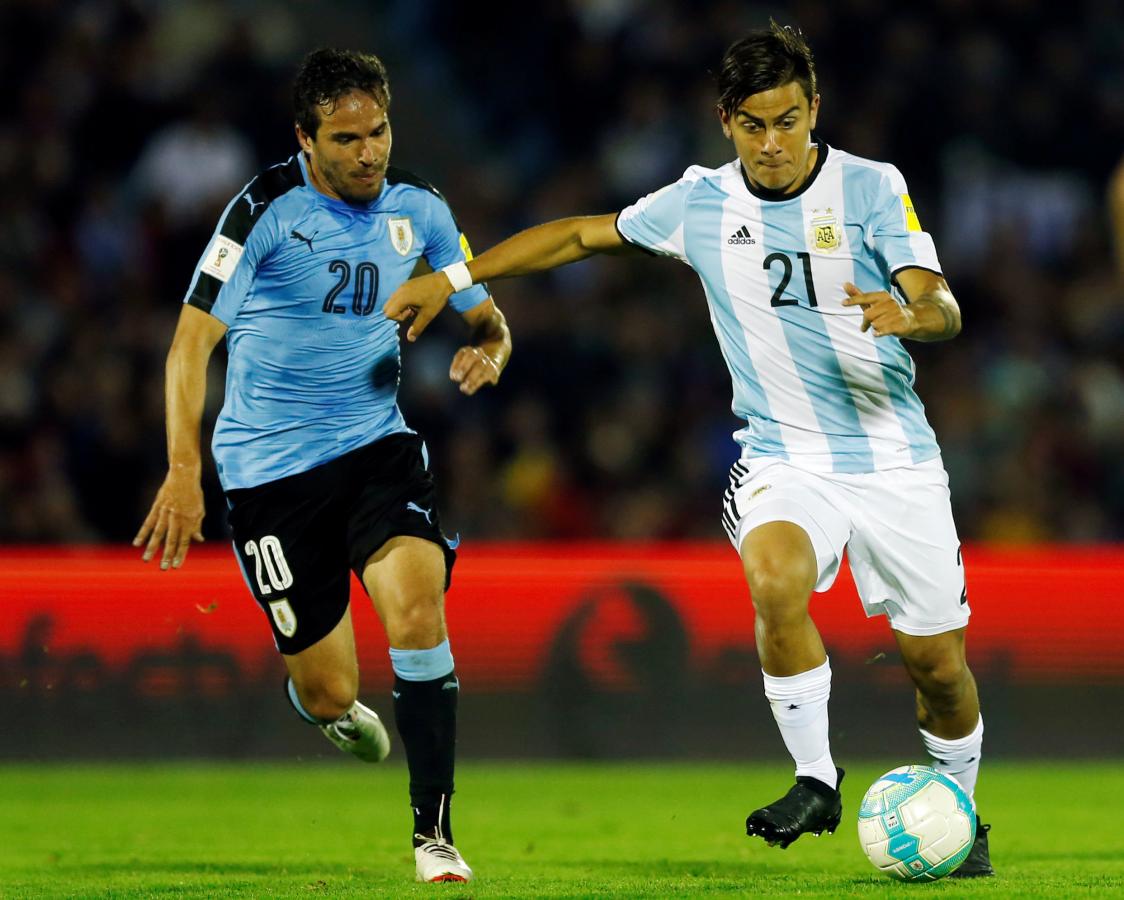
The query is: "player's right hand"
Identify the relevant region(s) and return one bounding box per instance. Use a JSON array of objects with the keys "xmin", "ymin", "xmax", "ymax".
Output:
[
  {"xmin": 133, "ymin": 469, "xmax": 205, "ymax": 570},
  {"xmin": 384, "ymin": 271, "xmax": 453, "ymax": 342}
]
